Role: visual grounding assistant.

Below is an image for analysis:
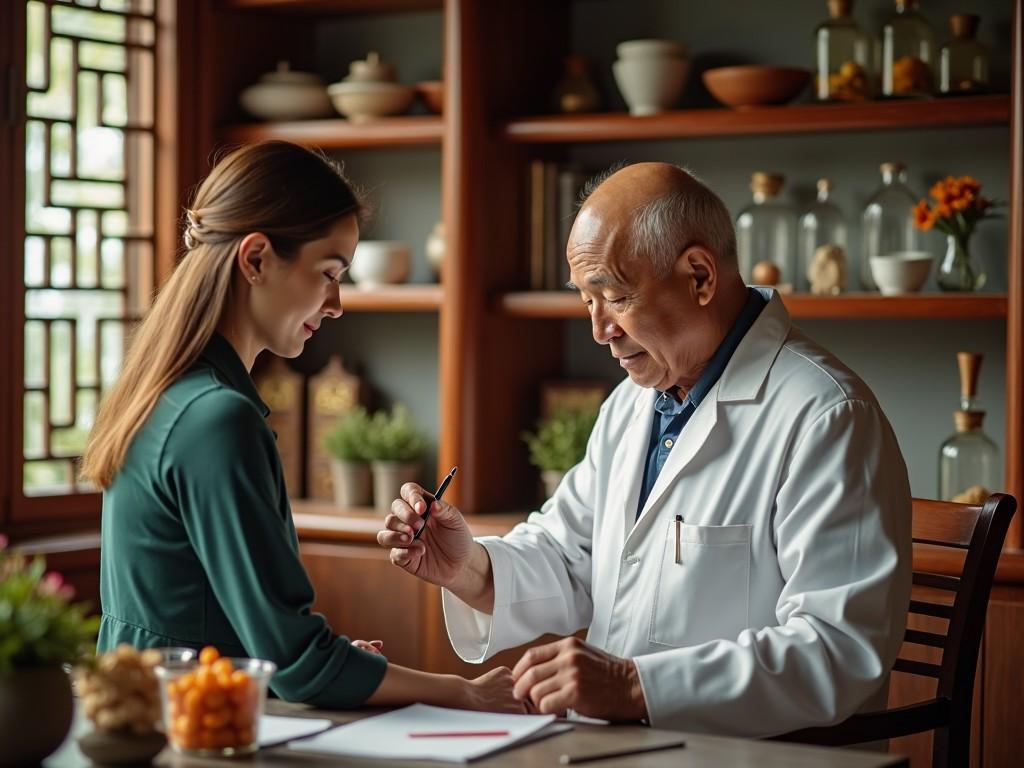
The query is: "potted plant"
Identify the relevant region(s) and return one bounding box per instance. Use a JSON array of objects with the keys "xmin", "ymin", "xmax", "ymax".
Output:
[
  {"xmin": 323, "ymin": 406, "xmax": 373, "ymax": 509},
  {"xmin": 364, "ymin": 405, "xmax": 427, "ymax": 513},
  {"xmin": 0, "ymin": 535, "xmax": 100, "ymax": 765},
  {"xmin": 522, "ymin": 407, "xmax": 599, "ymax": 498}
]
